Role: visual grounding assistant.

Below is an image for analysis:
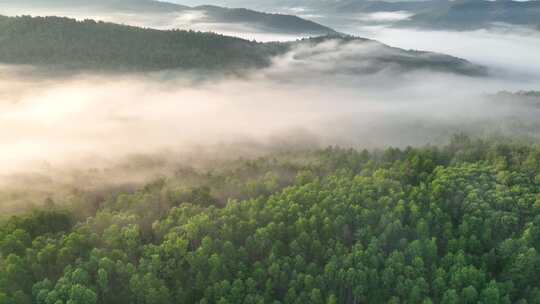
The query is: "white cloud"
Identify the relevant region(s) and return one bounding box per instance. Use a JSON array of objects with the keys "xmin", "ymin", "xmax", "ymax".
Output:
[{"xmin": 356, "ymin": 11, "xmax": 413, "ymax": 23}]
